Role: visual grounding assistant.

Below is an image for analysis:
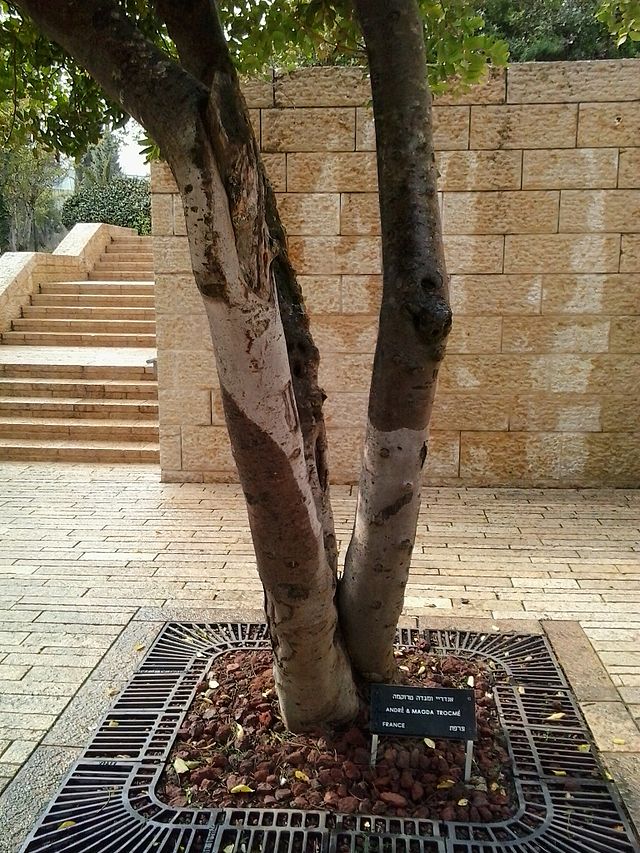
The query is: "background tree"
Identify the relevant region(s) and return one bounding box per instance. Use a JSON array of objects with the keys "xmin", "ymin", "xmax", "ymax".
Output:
[
  {"xmin": 0, "ymin": 105, "xmax": 68, "ymax": 251},
  {"xmin": 479, "ymin": 0, "xmax": 640, "ymax": 60},
  {"xmin": 4, "ymin": 0, "xmax": 505, "ymax": 731},
  {"xmin": 75, "ymin": 130, "xmax": 123, "ymax": 191}
]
